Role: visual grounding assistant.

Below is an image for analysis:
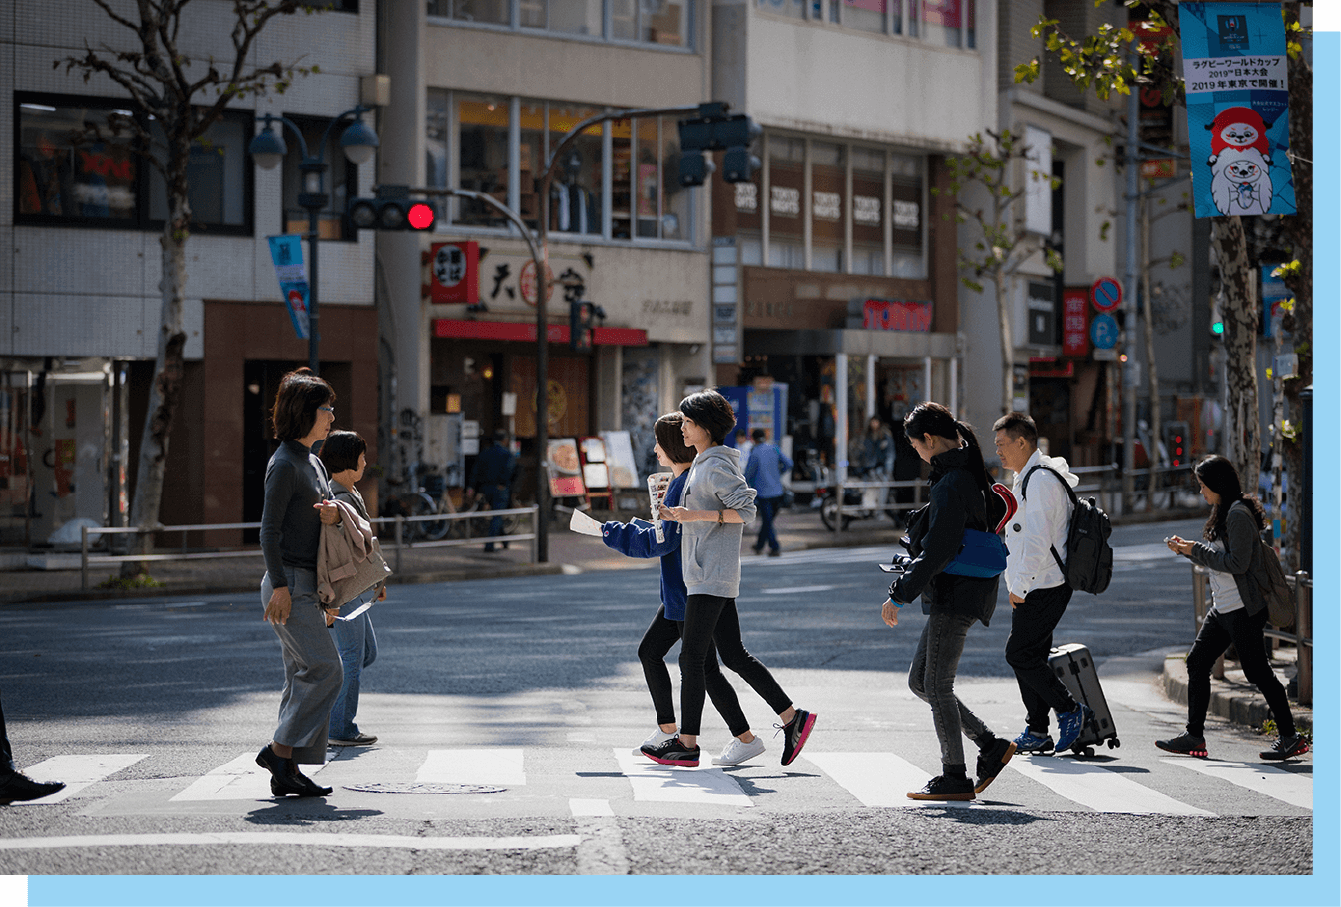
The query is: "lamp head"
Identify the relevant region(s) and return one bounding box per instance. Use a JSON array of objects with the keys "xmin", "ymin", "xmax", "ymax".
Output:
[
  {"xmin": 340, "ymin": 118, "xmax": 379, "ymax": 165},
  {"xmin": 248, "ymin": 124, "xmax": 286, "ymax": 170}
]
